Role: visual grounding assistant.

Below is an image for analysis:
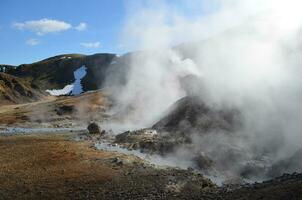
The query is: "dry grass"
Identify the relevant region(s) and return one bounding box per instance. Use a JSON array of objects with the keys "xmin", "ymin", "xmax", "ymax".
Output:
[
  {"xmin": 0, "ymin": 133, "xmax": 121, "ymax": 199},
  {"xmin": 0, "ymin": 90, "xmax": 110, "ymax": 126}
]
